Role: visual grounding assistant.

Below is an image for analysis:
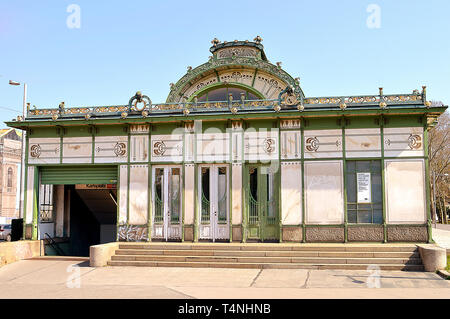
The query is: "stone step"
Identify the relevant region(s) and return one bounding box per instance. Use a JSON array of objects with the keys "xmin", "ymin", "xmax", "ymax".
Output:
[
  {"xmin": 117, "ymin": 243, "xmax": 419, "ymax": 253},
  {"xmin": 111, "ymin": 254, "xmax": 423, "ymax": 265},
  {"xmin": 114, "ymin": 249, "xmax": 419, "ymax": 259},
  {"xmin": 107, "ymin": 260, "xmax": 424, "ymax": 271}
]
